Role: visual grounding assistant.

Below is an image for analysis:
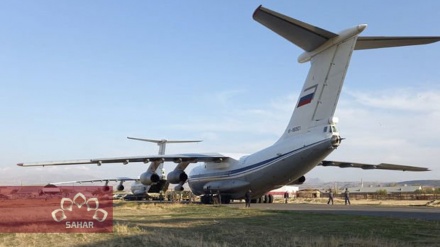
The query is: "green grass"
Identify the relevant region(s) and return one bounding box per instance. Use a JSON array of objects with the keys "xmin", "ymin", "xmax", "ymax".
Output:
[{"xmin": 1, "ymin": 202, "xmax": 440, "ymax": 247}]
